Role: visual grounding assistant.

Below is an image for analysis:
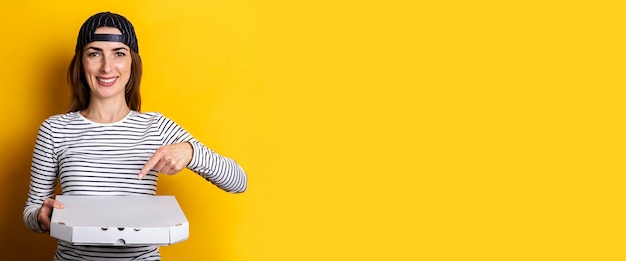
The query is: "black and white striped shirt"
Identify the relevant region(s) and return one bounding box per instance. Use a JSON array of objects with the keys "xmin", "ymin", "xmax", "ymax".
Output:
[{"xmin": 23, "ymin": 111, "xmax": 247, "ymax": 260}]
